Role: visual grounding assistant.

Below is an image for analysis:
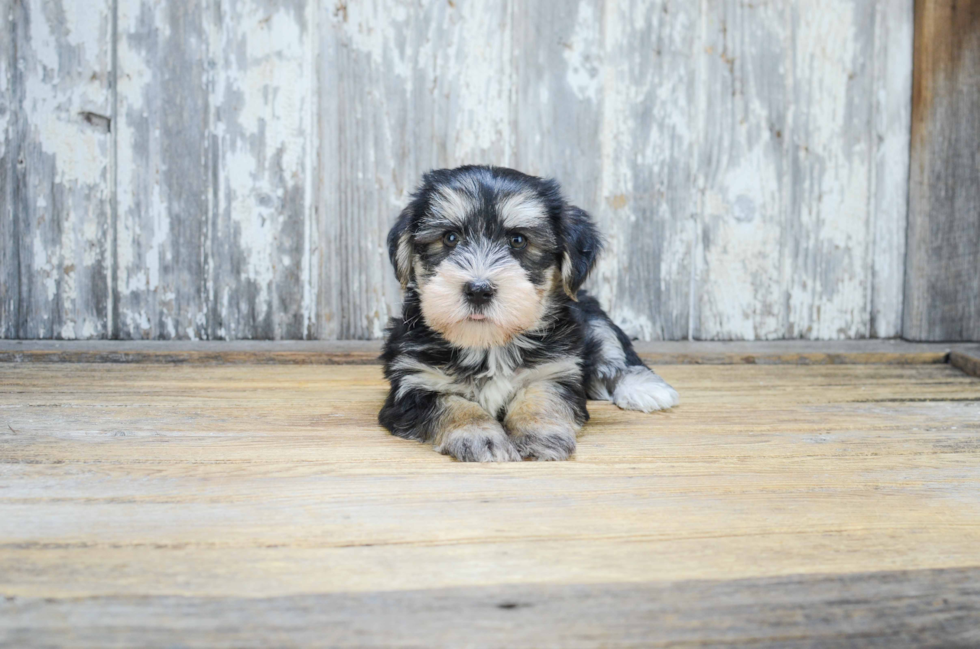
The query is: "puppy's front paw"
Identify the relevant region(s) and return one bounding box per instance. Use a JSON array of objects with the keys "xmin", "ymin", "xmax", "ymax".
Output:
[
  {"xmin": 434, "ymin": 422, "xmax": 521, "ymax": 462},
  {"xmin": 613, "ymin": 367, "xmax": 679, "ymax": 412},
  {"xmin": 509, "ymin": 426, "xmax": 577, "ymax": 461}
]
